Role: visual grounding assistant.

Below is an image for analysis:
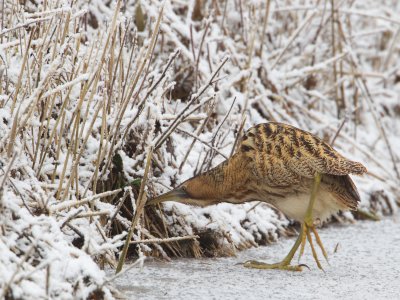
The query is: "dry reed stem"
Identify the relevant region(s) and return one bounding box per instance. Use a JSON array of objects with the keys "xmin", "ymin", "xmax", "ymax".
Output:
[
  {"xmin": 129, "ymin": 235, "xmax": 199, "ymax": 245},
  {"xmin": 176, "ymin": 127, "xmax": 228, "ymax": 159},
  {"xmin": 49, "ymin": 189, "xmax": 123, "ymax": 213},
  {"xmin": 116, "ymin": 147, "xmax": 153, "ymax": 273},
  {"xmin": 178, "ymin": 106, "xmax": 214, "ymax": 172}
]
